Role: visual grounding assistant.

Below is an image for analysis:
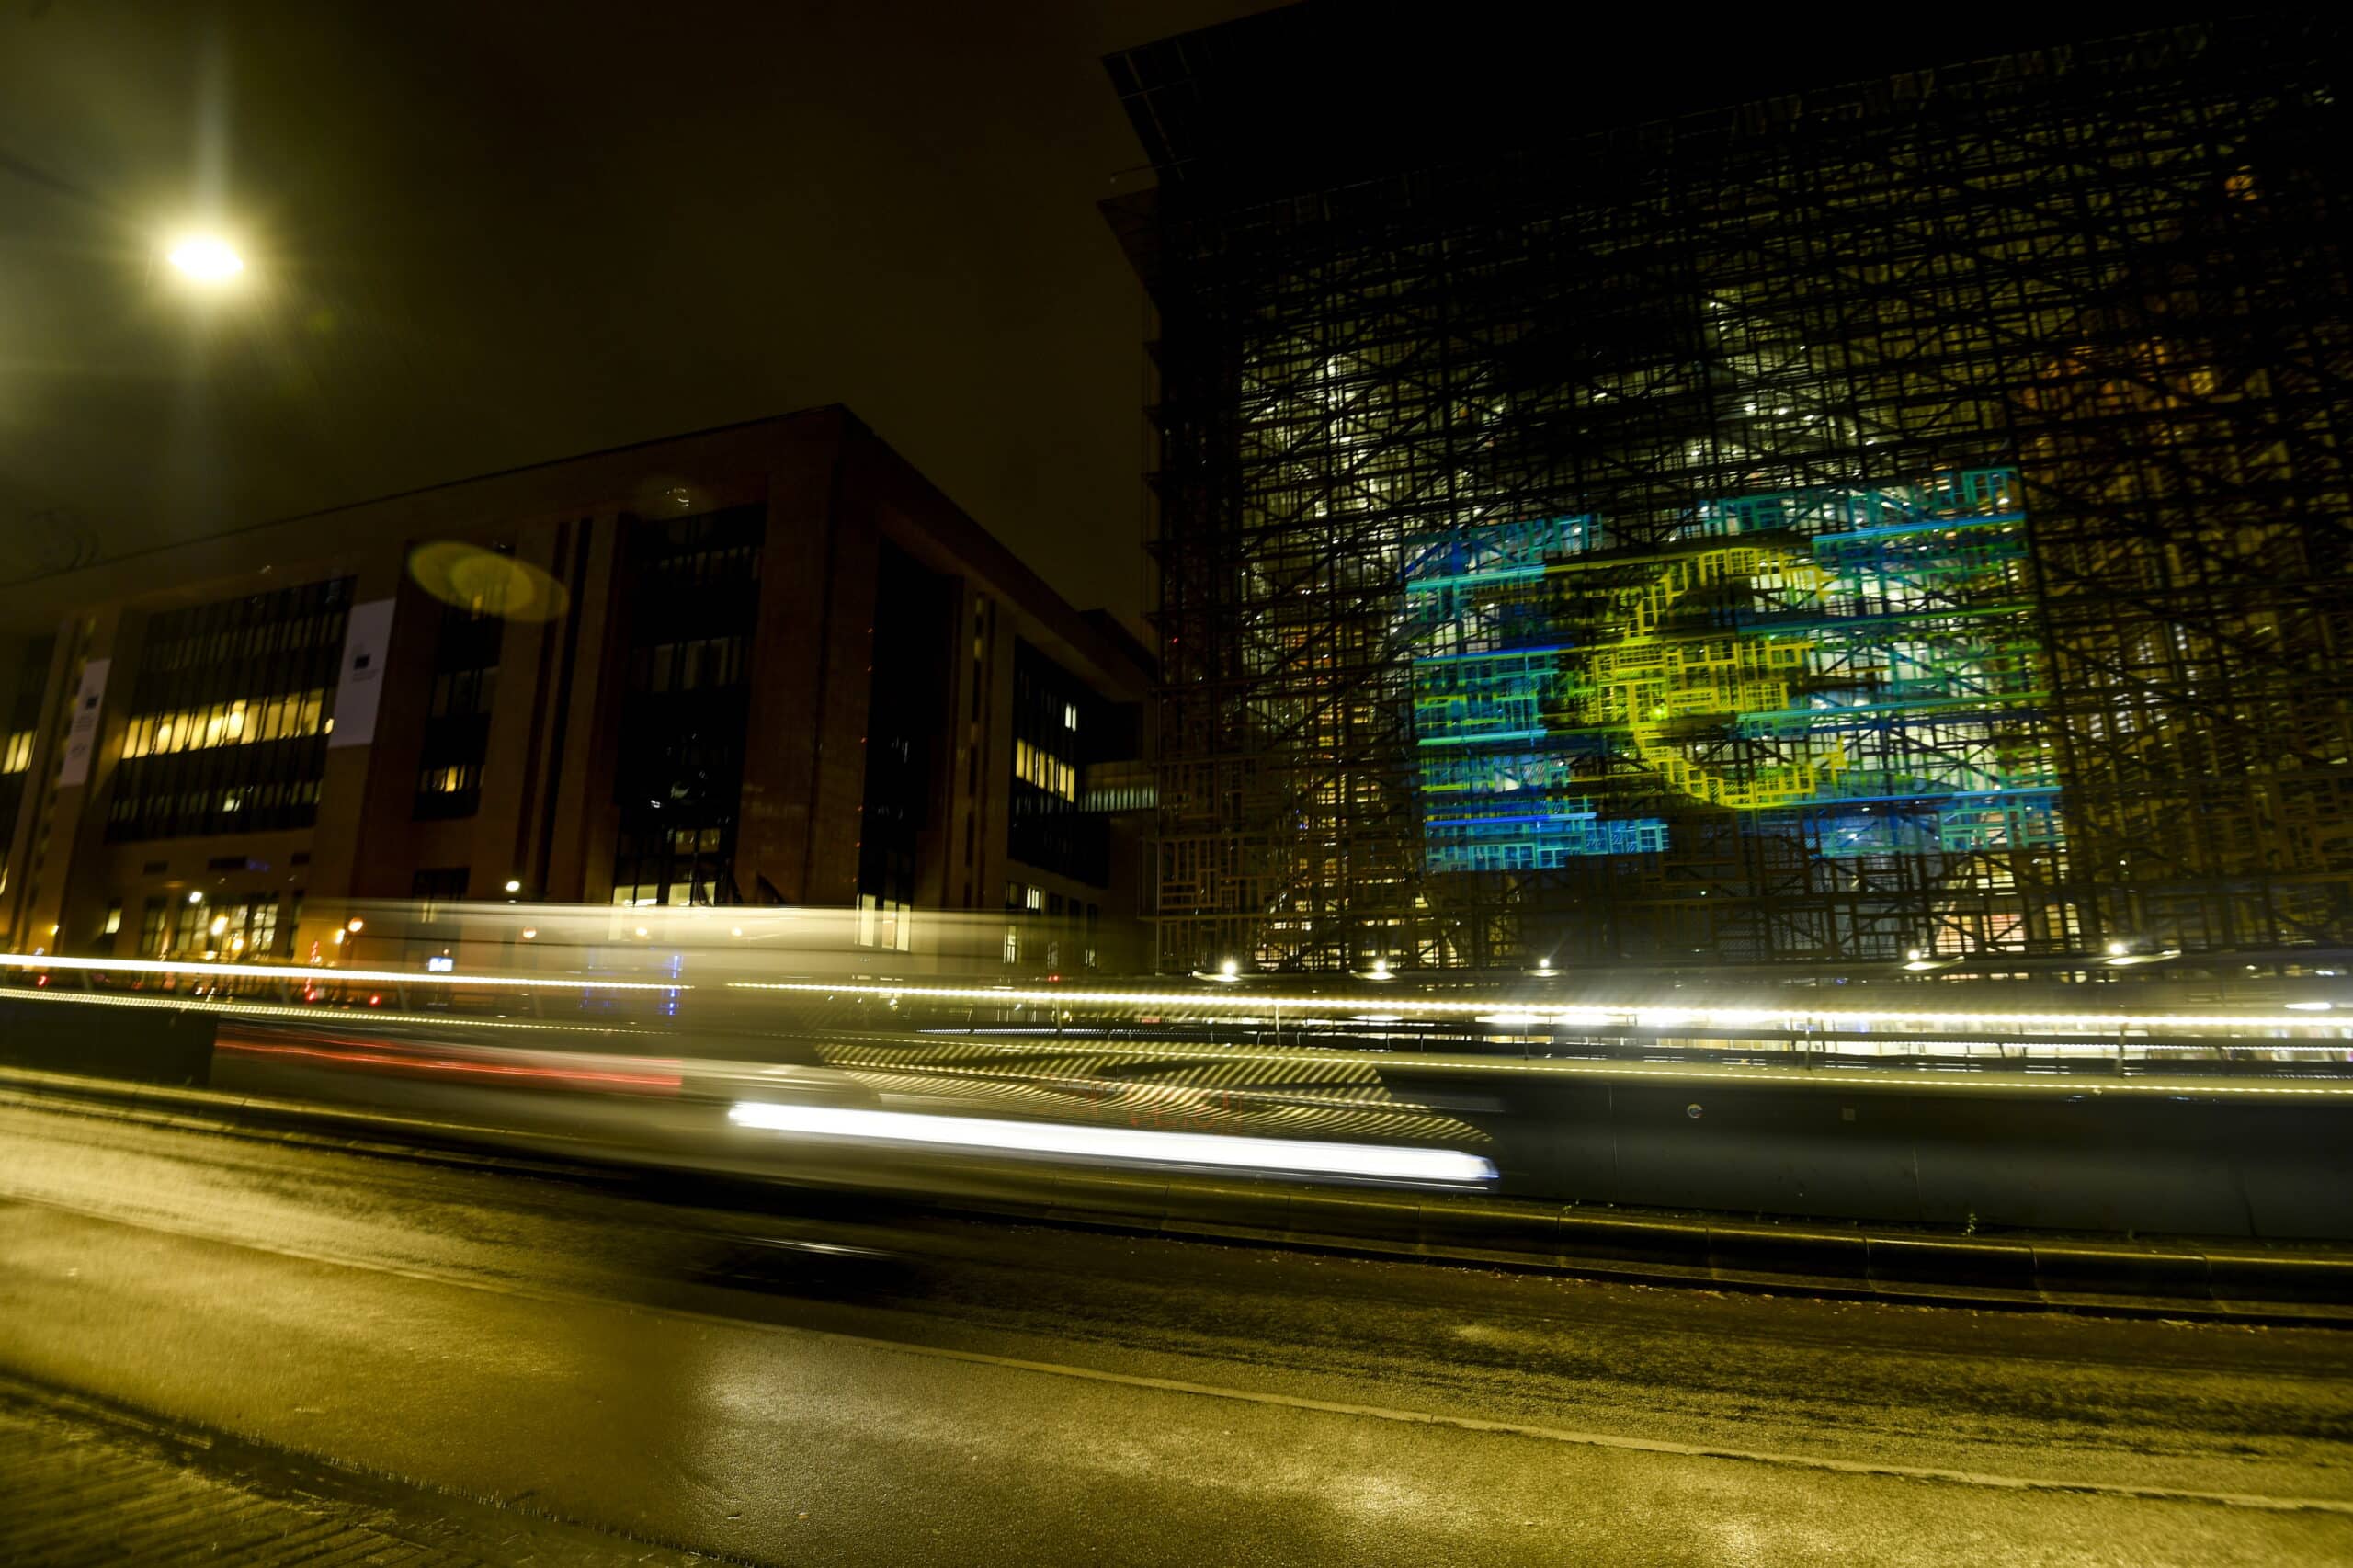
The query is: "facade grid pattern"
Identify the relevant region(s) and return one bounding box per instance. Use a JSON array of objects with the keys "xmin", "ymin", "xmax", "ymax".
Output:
[{"xmin": 1134, "ymin": 21, "xmax": 2351, "ymax": 972}]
